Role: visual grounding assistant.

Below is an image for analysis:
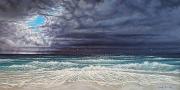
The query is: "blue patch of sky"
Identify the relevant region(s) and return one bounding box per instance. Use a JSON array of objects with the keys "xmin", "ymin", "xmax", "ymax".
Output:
[{"xmin": 27, "ymin": 15, "xmax": 46, "ymax": 32}]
